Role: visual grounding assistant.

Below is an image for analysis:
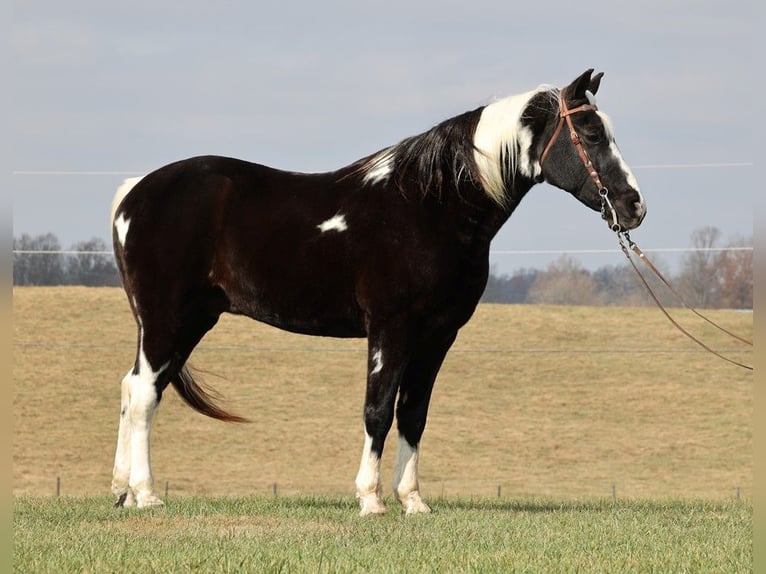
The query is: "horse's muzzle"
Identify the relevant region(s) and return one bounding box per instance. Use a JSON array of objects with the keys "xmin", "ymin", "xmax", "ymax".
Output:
[{"xmin": 605, "ymin": 200, "xmax": 646, "ymax": 231}]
